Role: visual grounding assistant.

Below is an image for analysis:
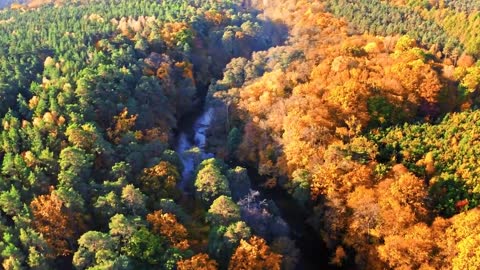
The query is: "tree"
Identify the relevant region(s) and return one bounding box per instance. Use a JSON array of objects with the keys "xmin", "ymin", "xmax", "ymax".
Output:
[
  {"xmin": 452, "ymin": 234, "xmax": 480, "ymax": 270},
  {"xmin": 107, "ymin": 109, "xmax": 138, "ymax": 144},
  {"xmin": 158, "ymin": 199, "xmax": 189, "ymax": 224},
  {"xmin": 346, "ymin": 186, "xmax": 379, "ymax": 249},
  {"xmin": 27, "ymin": 246, "xmax": 51, "ymax": 270},
  {"xmin": 161, "ymin": 150, "xmax": 183, "ymax": 173},
  {"xmin": 206, "ymin": 196, "xmax": 241, "ymax": 226},
  {"xmin": 378, "ymin": 223, "xmax": 437, "ymax": 269},
  {"xmin": 17, "ymin": 227, "xmax": 50, "ymax": 268},
  {"xmin": 109, "ymin": 214, "xmax": 143, "ymax": 239},
  {"xmin": 94, "ymin": 191, "xmax": 123, "ymax": 225},
  {"xmin": 207, "ymin": 226, "xmax": 229, "ymax": 264},
  {"xmin": 121, "ymin": 184, "xmax": 146, "ymax": 216},
  {"xmin": 195, "ymin": 162, "xmax": 231, "ymax": 205},
  {"xmin": 207, "ymin": 221, "xmax": 251, "ymax": 267},
  {"xmin": 395, "ymin": 35, "xmax": 417, "ymax": 52},
  {"xmin": 0, "ymin": 232, "xmax": 23, "ymax": 268},
  {"xmin": 121, "ymin": 227, "xmax": 165, "ymax": 265},
  {"xmin": 134, "ymin": 37, "xmax": 149, "ymax": 52},
  {"xmin": 65, "ymin": 123, "xmax": 102, "ymax": 151},
  {"xmin": 286, "ymin": 169, "xmax": 311, "ymax": 206},
  {"xmin": 223, "ymin": 221, "xmax": 252, "ymax": 250},
  {"xmin": 177, "ymin": 253, "xmax": 218, "ymax": 270},
  {"xmin": 57, "ymin": 146, "xmax": 93, "ymax": 199},
  {"xmin": 138, "ymin": 161, "xmax": 180, "ymax": 203},
  {"xmin": 376, "ymin": 175, "xmax": 428, "ymax": 237},
  {"xmin": 73, "ymin": 231, "xmax": 121, "ymax": 270},
  {"xmin": 146, "ymin": 210, "xmax": 189, "ymax": 250},
  {"xmin": 459, "ymin": 66, "xmax": 480, "ymax": 93},
  {"xmin": 228, "ymin": 236, "xmax": 282, "ymax": 270},
  {"xmin": 2, "ymin": 256, "xmax": 23, "ymax": 270},
  {"xmin": 30, "ymin": 190, "xmax": 84, "ymax": 256},
  {"xmin": 227, "ymin": 127, "xmax": 242, "ymax": 156},
  {"xmin": 444, "ymin": 208, "xmax": 480, "ymax": 270},
  {"xmin": 0, "ymin": 185, "xmax": 22, "ymax": 216}
]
